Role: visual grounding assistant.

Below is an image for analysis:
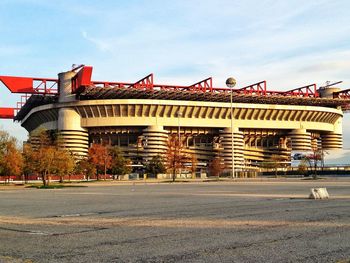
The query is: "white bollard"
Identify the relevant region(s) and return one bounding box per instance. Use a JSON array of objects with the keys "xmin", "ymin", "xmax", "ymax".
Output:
[{"xmin": 309, "ymin": 188, "xmax": 329, "ymax": 199}]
